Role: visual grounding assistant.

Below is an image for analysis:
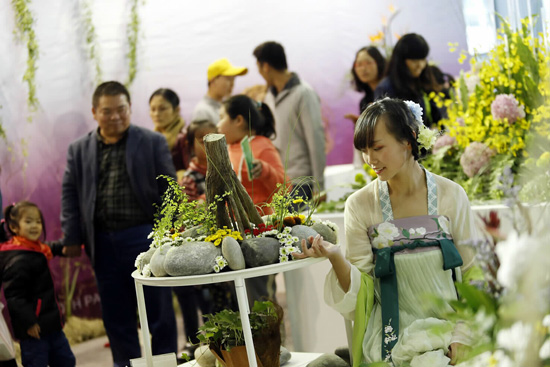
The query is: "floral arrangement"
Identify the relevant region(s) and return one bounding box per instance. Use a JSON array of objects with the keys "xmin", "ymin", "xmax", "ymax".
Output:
[
  {"xmin": 368, "ymin": 4, "xmax": 401, "ymax": 58},
  {"xmin": 425, "ymin": 16, "xmax": 550, "ymax": 203},
  {"xmin": 134, "ymin": 176, "xmax": 339, "ymax": 278},
  {"xmin": 433, "ymin": 192, "xmax": 550, "ymax": 366}
]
